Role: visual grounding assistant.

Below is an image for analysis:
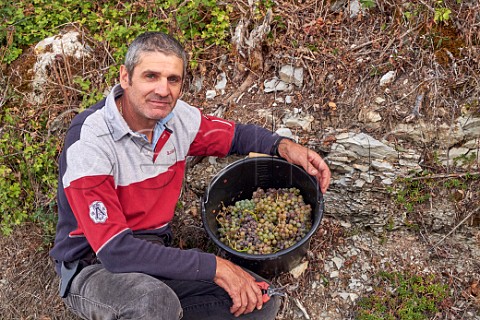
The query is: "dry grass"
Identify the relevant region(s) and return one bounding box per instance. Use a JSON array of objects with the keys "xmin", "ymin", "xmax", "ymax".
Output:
[{"xmin": 0, "ymin": 223, "xmax": 77, "ymax": 320}]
